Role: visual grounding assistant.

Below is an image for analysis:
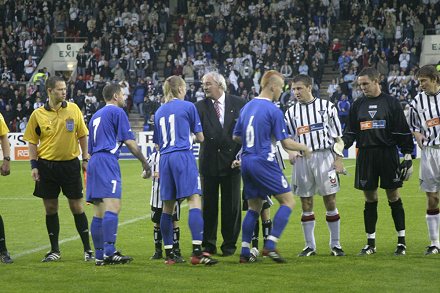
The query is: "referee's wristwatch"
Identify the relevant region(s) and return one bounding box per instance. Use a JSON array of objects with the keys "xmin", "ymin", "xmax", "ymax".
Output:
[
  {"xmin": 82, "ymin": 158, "xmax": 89, "ymax": 162},
  {"xmin": 3, "ymin": 156, "xmax": 10, "ymax": 161}
]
